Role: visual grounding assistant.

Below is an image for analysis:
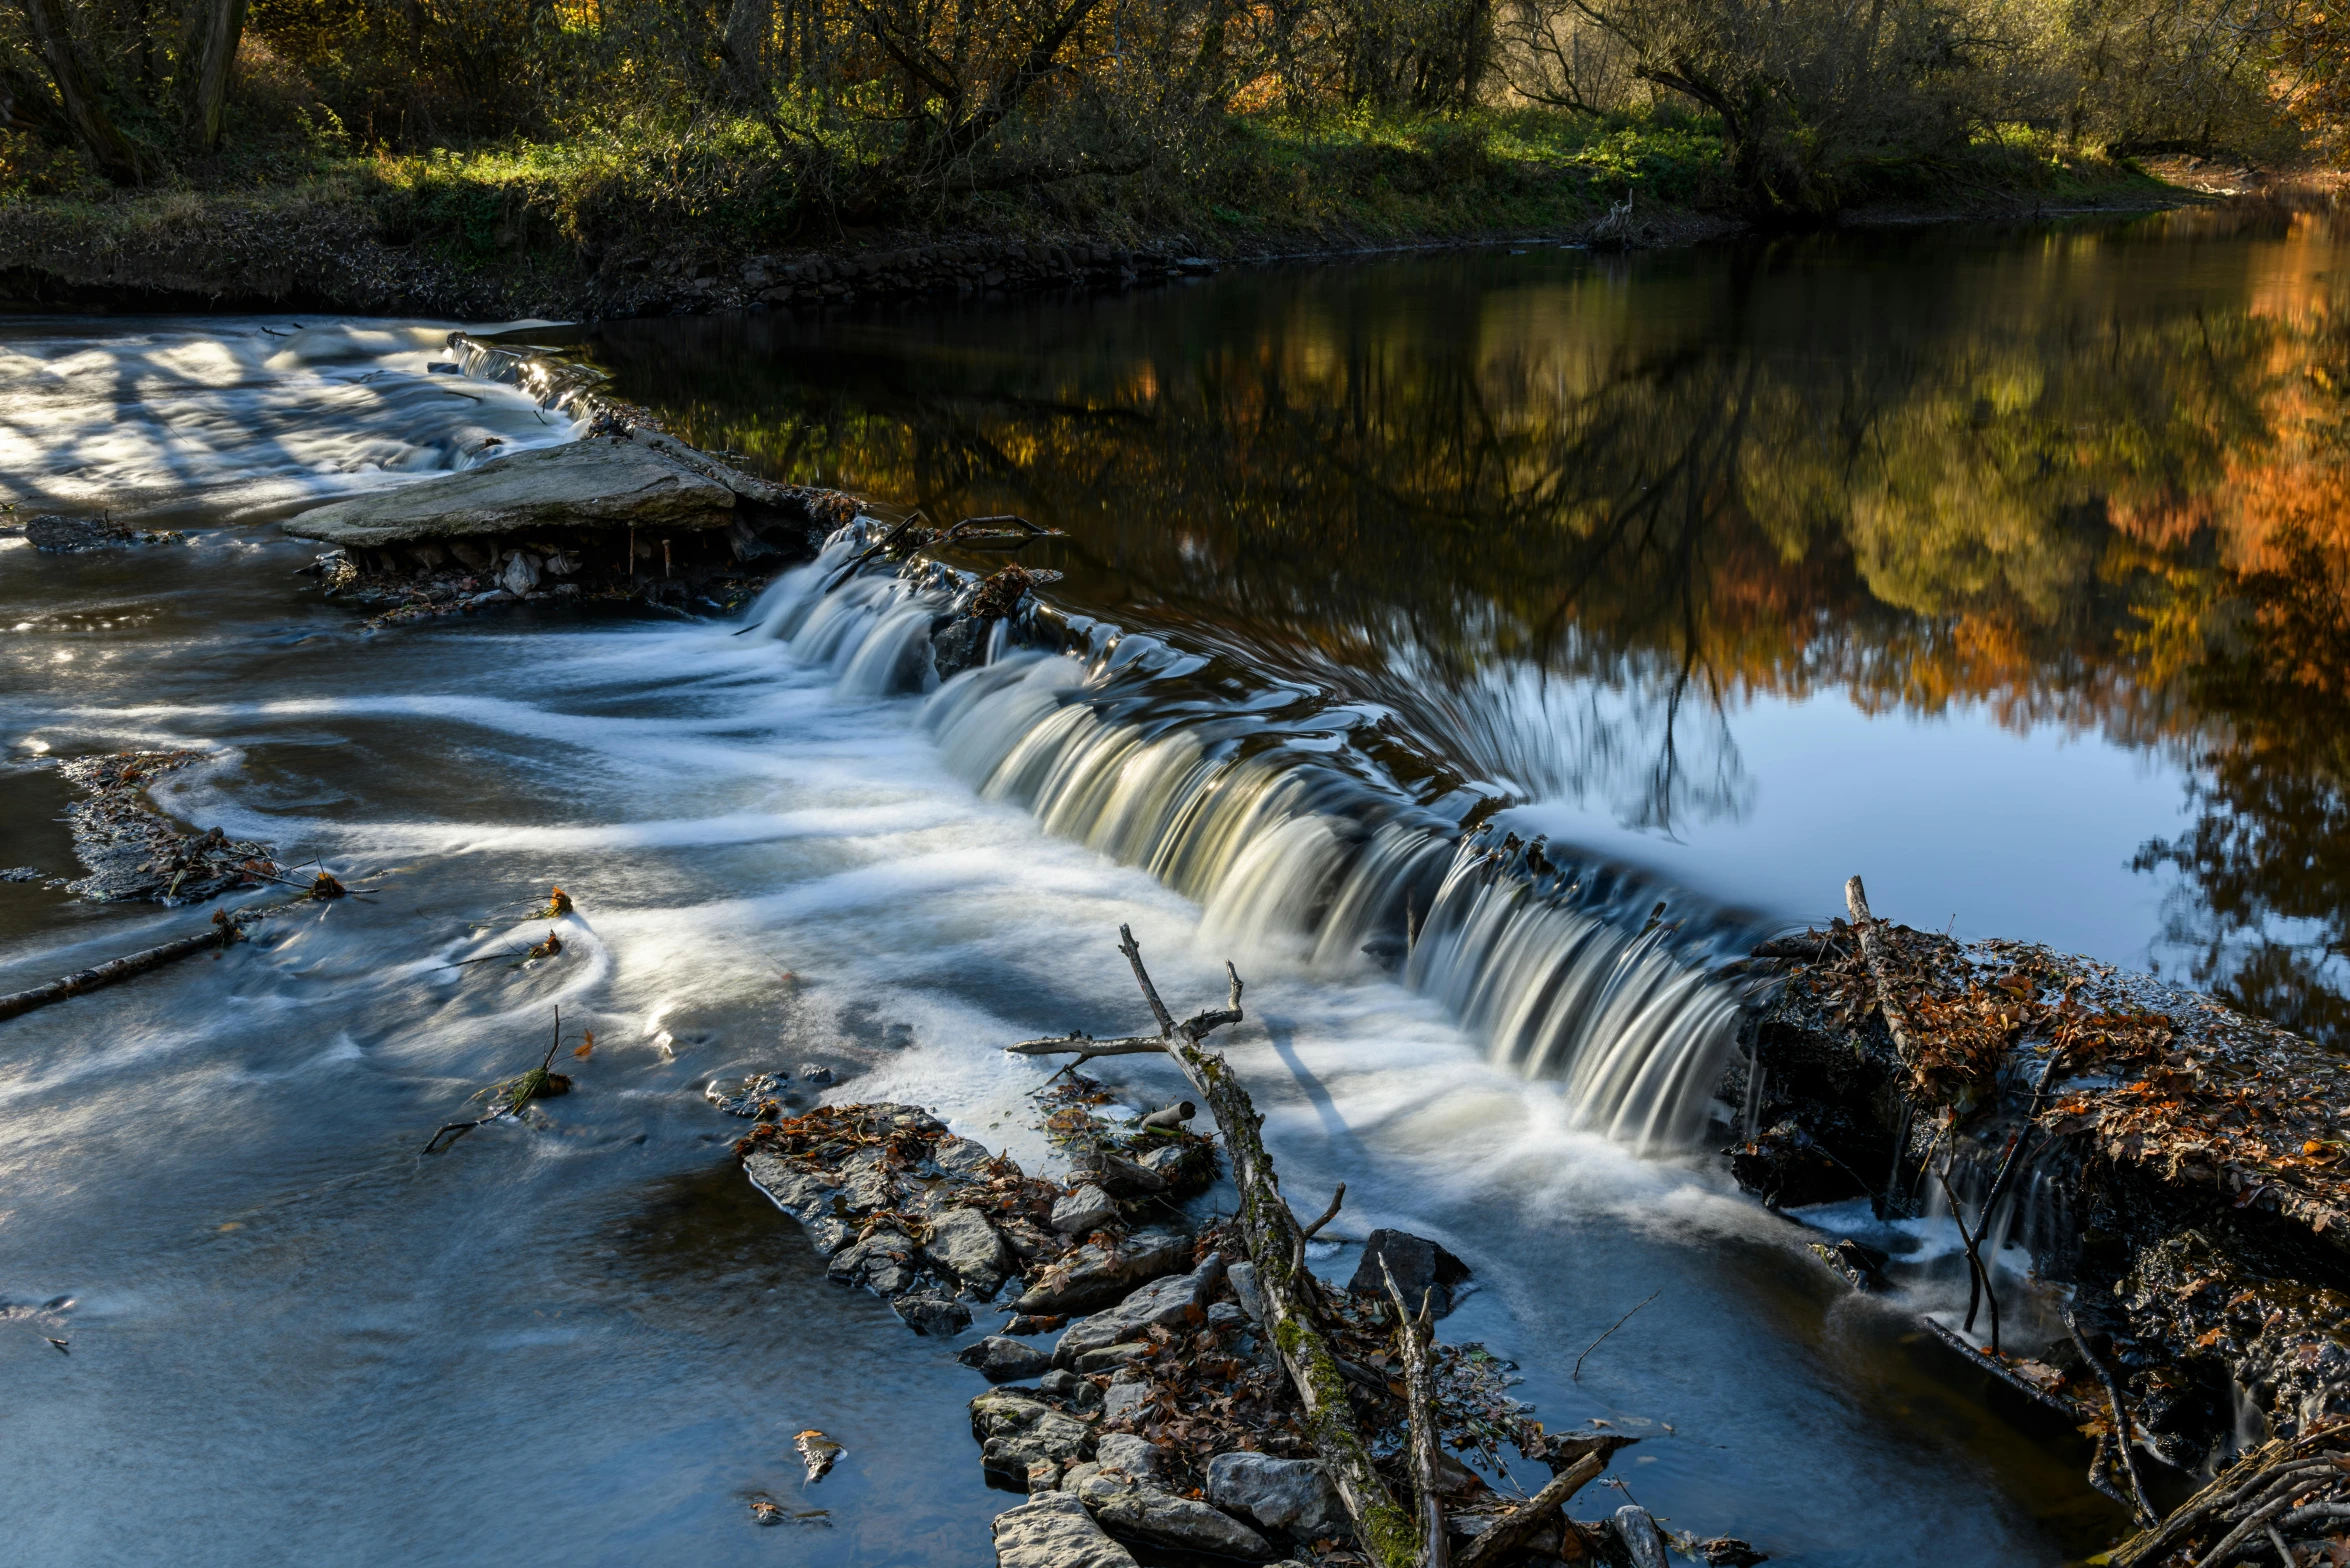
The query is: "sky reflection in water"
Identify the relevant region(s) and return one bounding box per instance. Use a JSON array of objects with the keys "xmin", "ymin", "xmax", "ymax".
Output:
[{"xmin": 582, "ymin": 201, "xmax": 2350, "ymax": 1040}]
